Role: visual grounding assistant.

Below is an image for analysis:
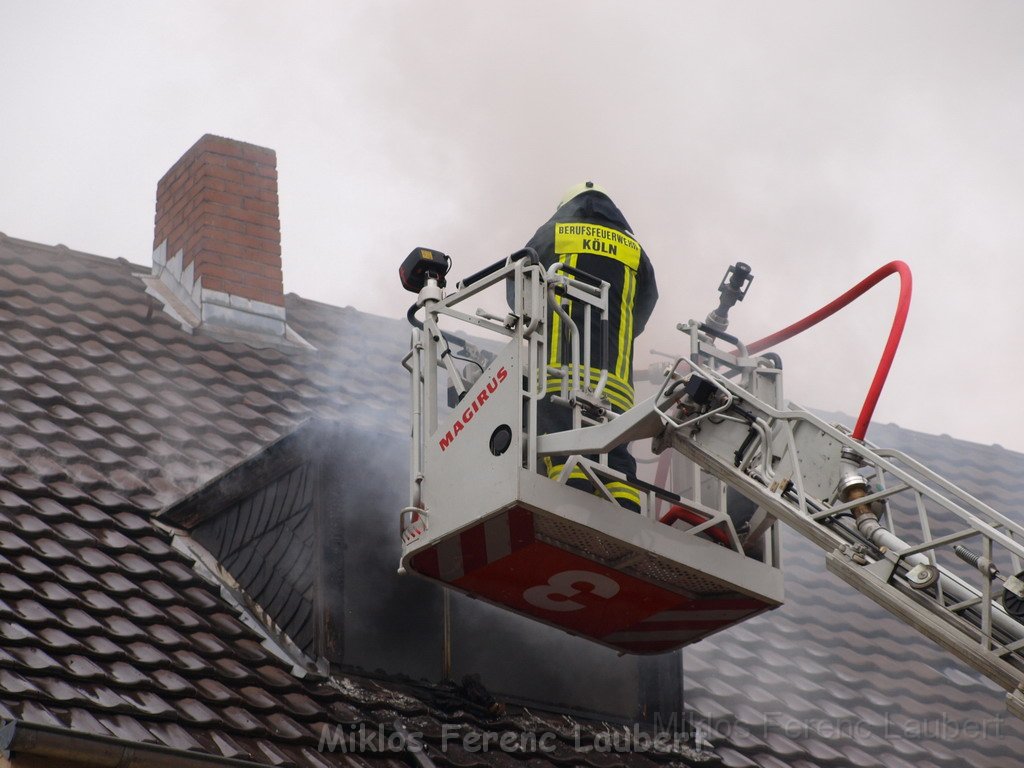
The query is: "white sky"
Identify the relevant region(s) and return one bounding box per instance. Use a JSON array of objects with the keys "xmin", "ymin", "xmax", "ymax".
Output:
[{"xmin": 2, "ymin": 1, "xmax": 1023, "ymax": 452}]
